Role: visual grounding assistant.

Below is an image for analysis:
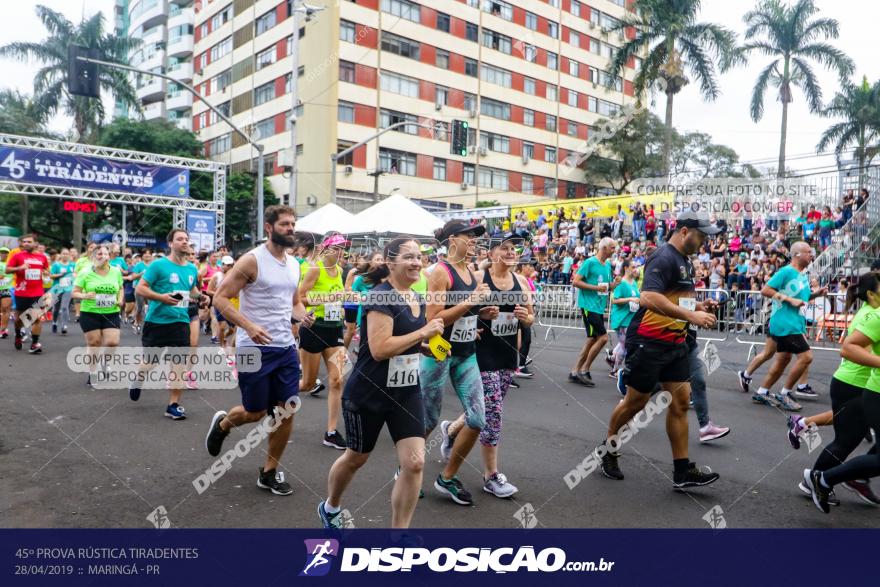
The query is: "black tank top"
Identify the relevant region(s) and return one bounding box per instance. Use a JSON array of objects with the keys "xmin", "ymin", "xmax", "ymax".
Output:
[
  {"xmin": 476, "ymin": 268, "xmax": 523, "ymax": 371},
  {"xmin": 438, "ymin": 260, "xmax": 478, "ymax": 357}
]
